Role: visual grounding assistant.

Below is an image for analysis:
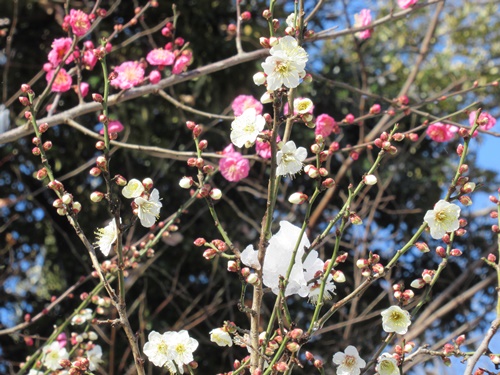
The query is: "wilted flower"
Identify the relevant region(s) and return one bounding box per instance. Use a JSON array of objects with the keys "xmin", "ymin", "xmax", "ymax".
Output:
[
  {"xmin": 381, "ymin": 306, "xmax": 411, "ymax": 335},
  {"xmin": 423, "ymin": 200, "xmax": 460, "ymax": 239}
]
